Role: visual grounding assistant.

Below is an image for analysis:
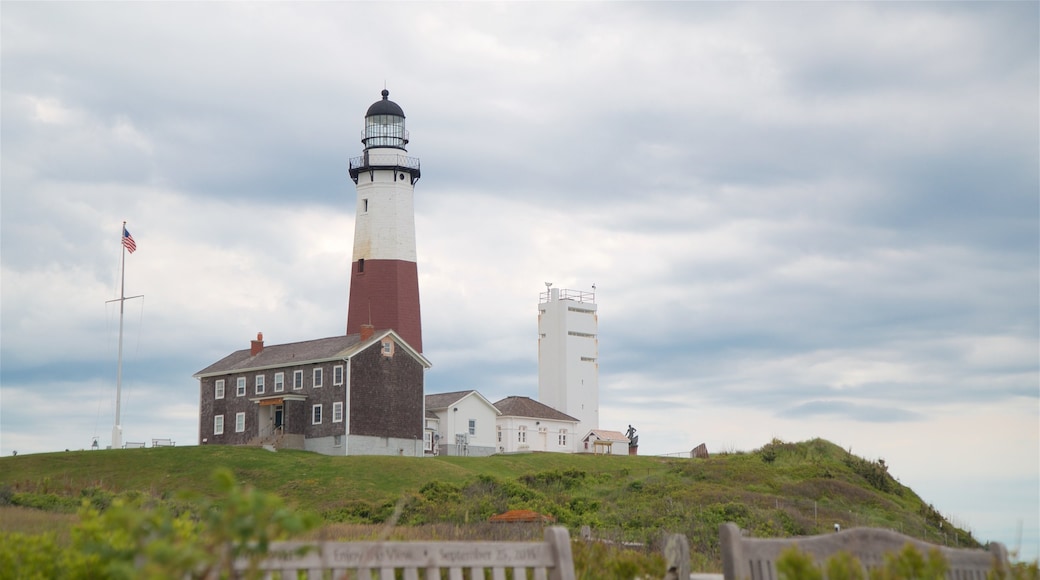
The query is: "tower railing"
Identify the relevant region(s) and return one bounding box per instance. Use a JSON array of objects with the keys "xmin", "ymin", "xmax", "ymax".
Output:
[
  {"xmin": 348, "ymin": 153, "xmax": 421, "ymax": 184},
  {"xmin": 540, "ymin": 289, "xmax": 596, "ymax": 303},
  {"xmin": 349, "ymin": 153, "xmax": 421, "ymax": 172}
]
